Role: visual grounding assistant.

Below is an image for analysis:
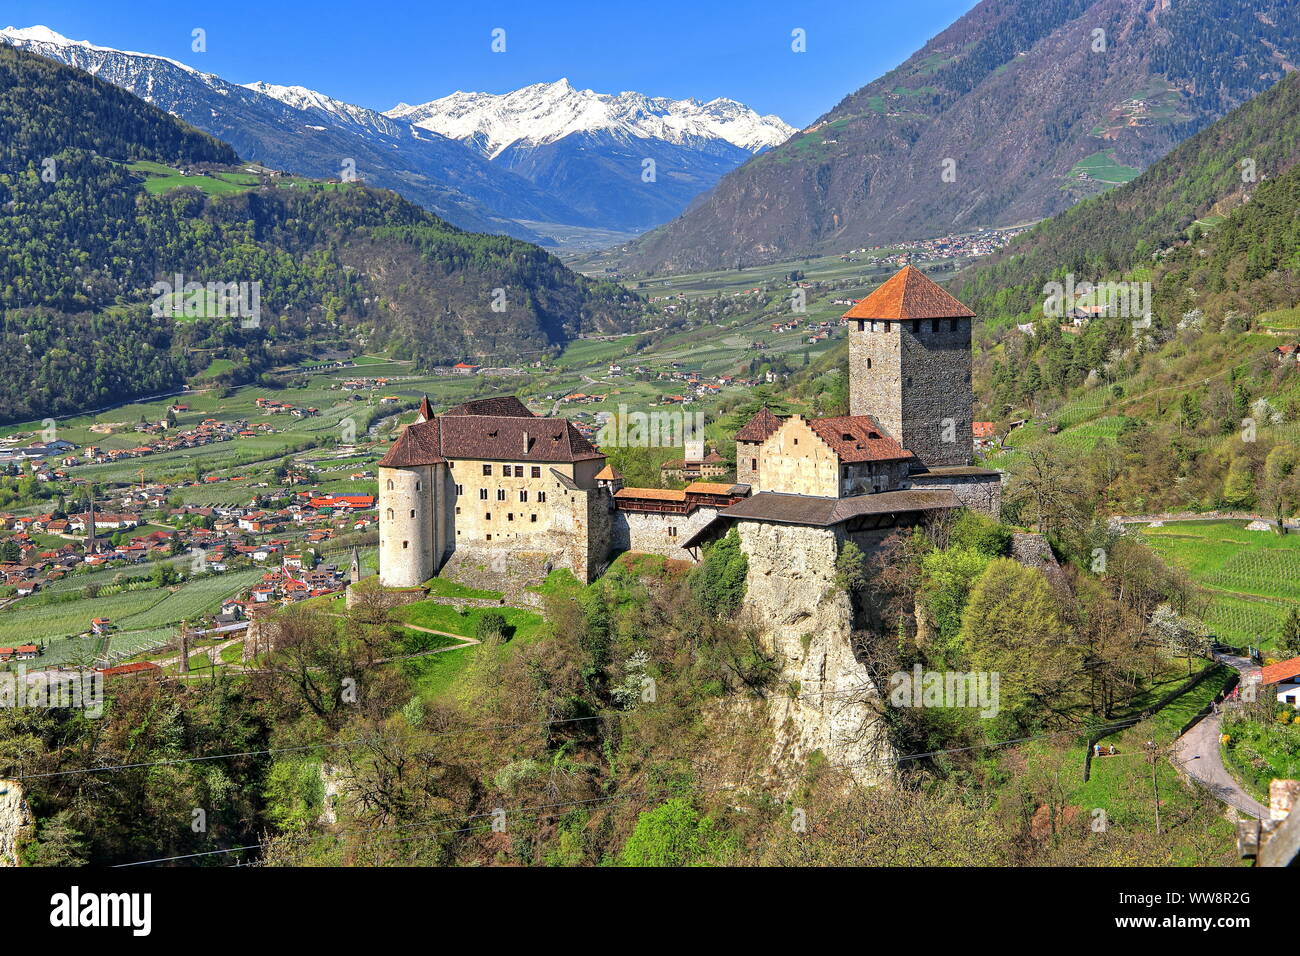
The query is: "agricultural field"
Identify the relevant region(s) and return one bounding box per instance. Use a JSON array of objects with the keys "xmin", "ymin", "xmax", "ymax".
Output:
[{"xmin": 1140, "ymin": 520, "xmax": 1300, "ymax": 649}]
